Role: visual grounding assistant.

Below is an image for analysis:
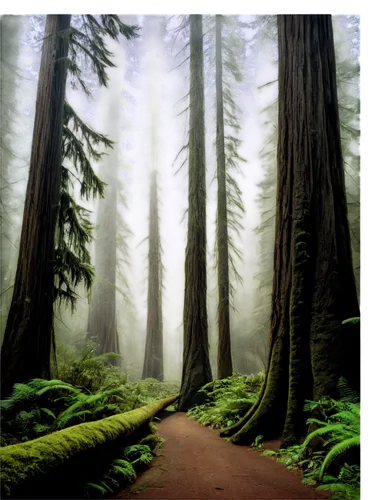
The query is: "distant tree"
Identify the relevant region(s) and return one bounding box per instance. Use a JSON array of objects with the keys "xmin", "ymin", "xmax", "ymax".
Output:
[
  {"xmin": 86, "ymin": 97, "xmax": 120, "ymax": 361},
  {"xmin": 1, "ymin": 15, "xmax": 139, "ymax": 396},
  {"xmin": 178, "ymin": 15, "xmax": 212, "ymax": 411},
  {"xmin": 0, "ymin": 16, "xmax": 24, "ymax": 332},
  {"xmin": 222, "ymin": 15, "xmax": 359, "ymax": 446},
  {"xmin": 142, "ymin": 20, "xmax": 164, "ymax": 380},
  {"xmin": 214, "ymin": 15, "xmax": 246, "ymax": 379}
]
